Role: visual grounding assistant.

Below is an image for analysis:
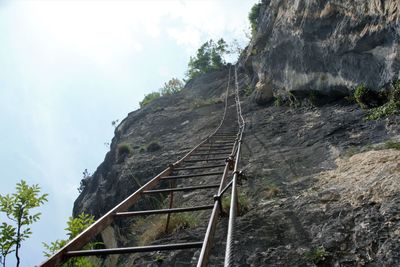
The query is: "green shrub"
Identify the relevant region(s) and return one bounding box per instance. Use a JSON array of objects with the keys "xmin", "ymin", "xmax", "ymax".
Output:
[
  {"xmin": 249, "ymin": 2, "xmax": 262, "ymax": 35},
  {"xmin": 304, "ymin": 246, "xmax": 330, "ymax": 264},
  {"xmin": 274, "ymin": 95, "xmax": 284, "ymax": 107},
  {"xmin": 140, "ymin": 92, "xmax": 161, "ymax": 108},
  {"xmin": 147, "ymin": 142, "xmax": 162, "ymax": 152},
  {"xmin": 153, "ymin": 254, "xmax": 166, "ymax": 264},
  {"xmin": 304, "ymin": 246, "xmax": 329, "ymax": 264},
  {"xmin": 160, "ymin": 78, "xmax": 184, "ymax": 95},
  {"xmin": 384, "ymin": 140, "xmax": 400, "ymax": 150},
  {"xmin": 367, "ymin": 101, "xmax": 399, "ymax": 120},
  {"xmin": 354, "ymin": 84, "xmax": 372, "ymax": 108},
  {"xmin": 186, "ymin": 39, "xmax": 228, "ymax": 80},
  {"xmin": 244, "ymin": 86, "xmax": 254, "ymax": 96},
  {"xmin": 367, "ymin": 80, "xmax": 400, "ymax": 120},
  {"xmin": 392, "ymin": 80, "xmax": 400, "ymax": 102},
  {"xmin": 354, "ymin": 84, "xmax": 389, "ymax": 109},
  {"xmin": 117, "ymin": 143, "xmax": 132, "ymax": 157}
]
